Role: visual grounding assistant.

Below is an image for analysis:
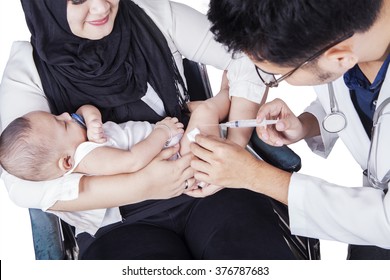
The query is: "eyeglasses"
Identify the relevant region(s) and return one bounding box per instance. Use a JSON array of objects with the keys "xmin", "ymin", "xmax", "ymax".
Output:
[{"xmin": 255, "ymin": 33, "xmax": 354, "ymax": 88}]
